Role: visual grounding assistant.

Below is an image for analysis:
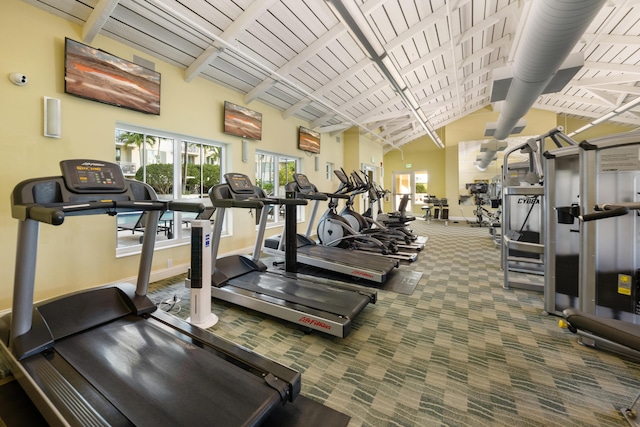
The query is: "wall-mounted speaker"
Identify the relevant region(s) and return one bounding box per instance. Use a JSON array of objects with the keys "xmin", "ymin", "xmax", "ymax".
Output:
[
  {"xmin": 242, "ymin": 140, "xmax": 249, "ymax": 163},
  {"xmin": 44, "ymin": 97, "xmax": 61, "ymax": 138},
  {"xmin": 314, "ymin": 156, "xmax": 319, "ymax": 171}
]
